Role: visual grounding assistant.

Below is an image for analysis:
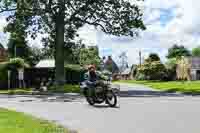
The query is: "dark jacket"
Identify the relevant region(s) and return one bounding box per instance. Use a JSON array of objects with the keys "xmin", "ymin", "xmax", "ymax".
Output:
[{"xmin": 84, "ymin": 71, "xmax": 107, "ymax": 82}]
